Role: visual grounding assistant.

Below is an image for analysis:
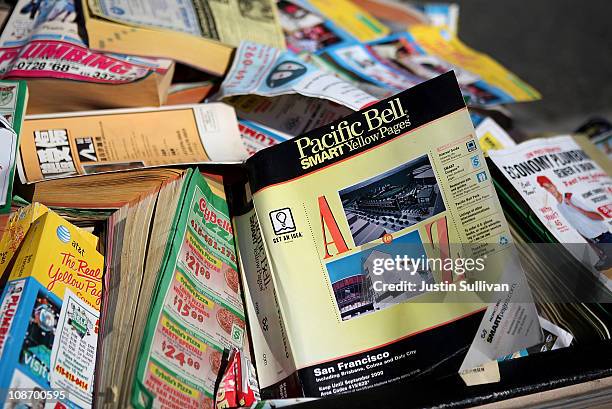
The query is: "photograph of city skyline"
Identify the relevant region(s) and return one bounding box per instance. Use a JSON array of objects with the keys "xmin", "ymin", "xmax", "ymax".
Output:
[{"xmin": 339, "ymin": 155, "xmax": 446, "ymax": 246}]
